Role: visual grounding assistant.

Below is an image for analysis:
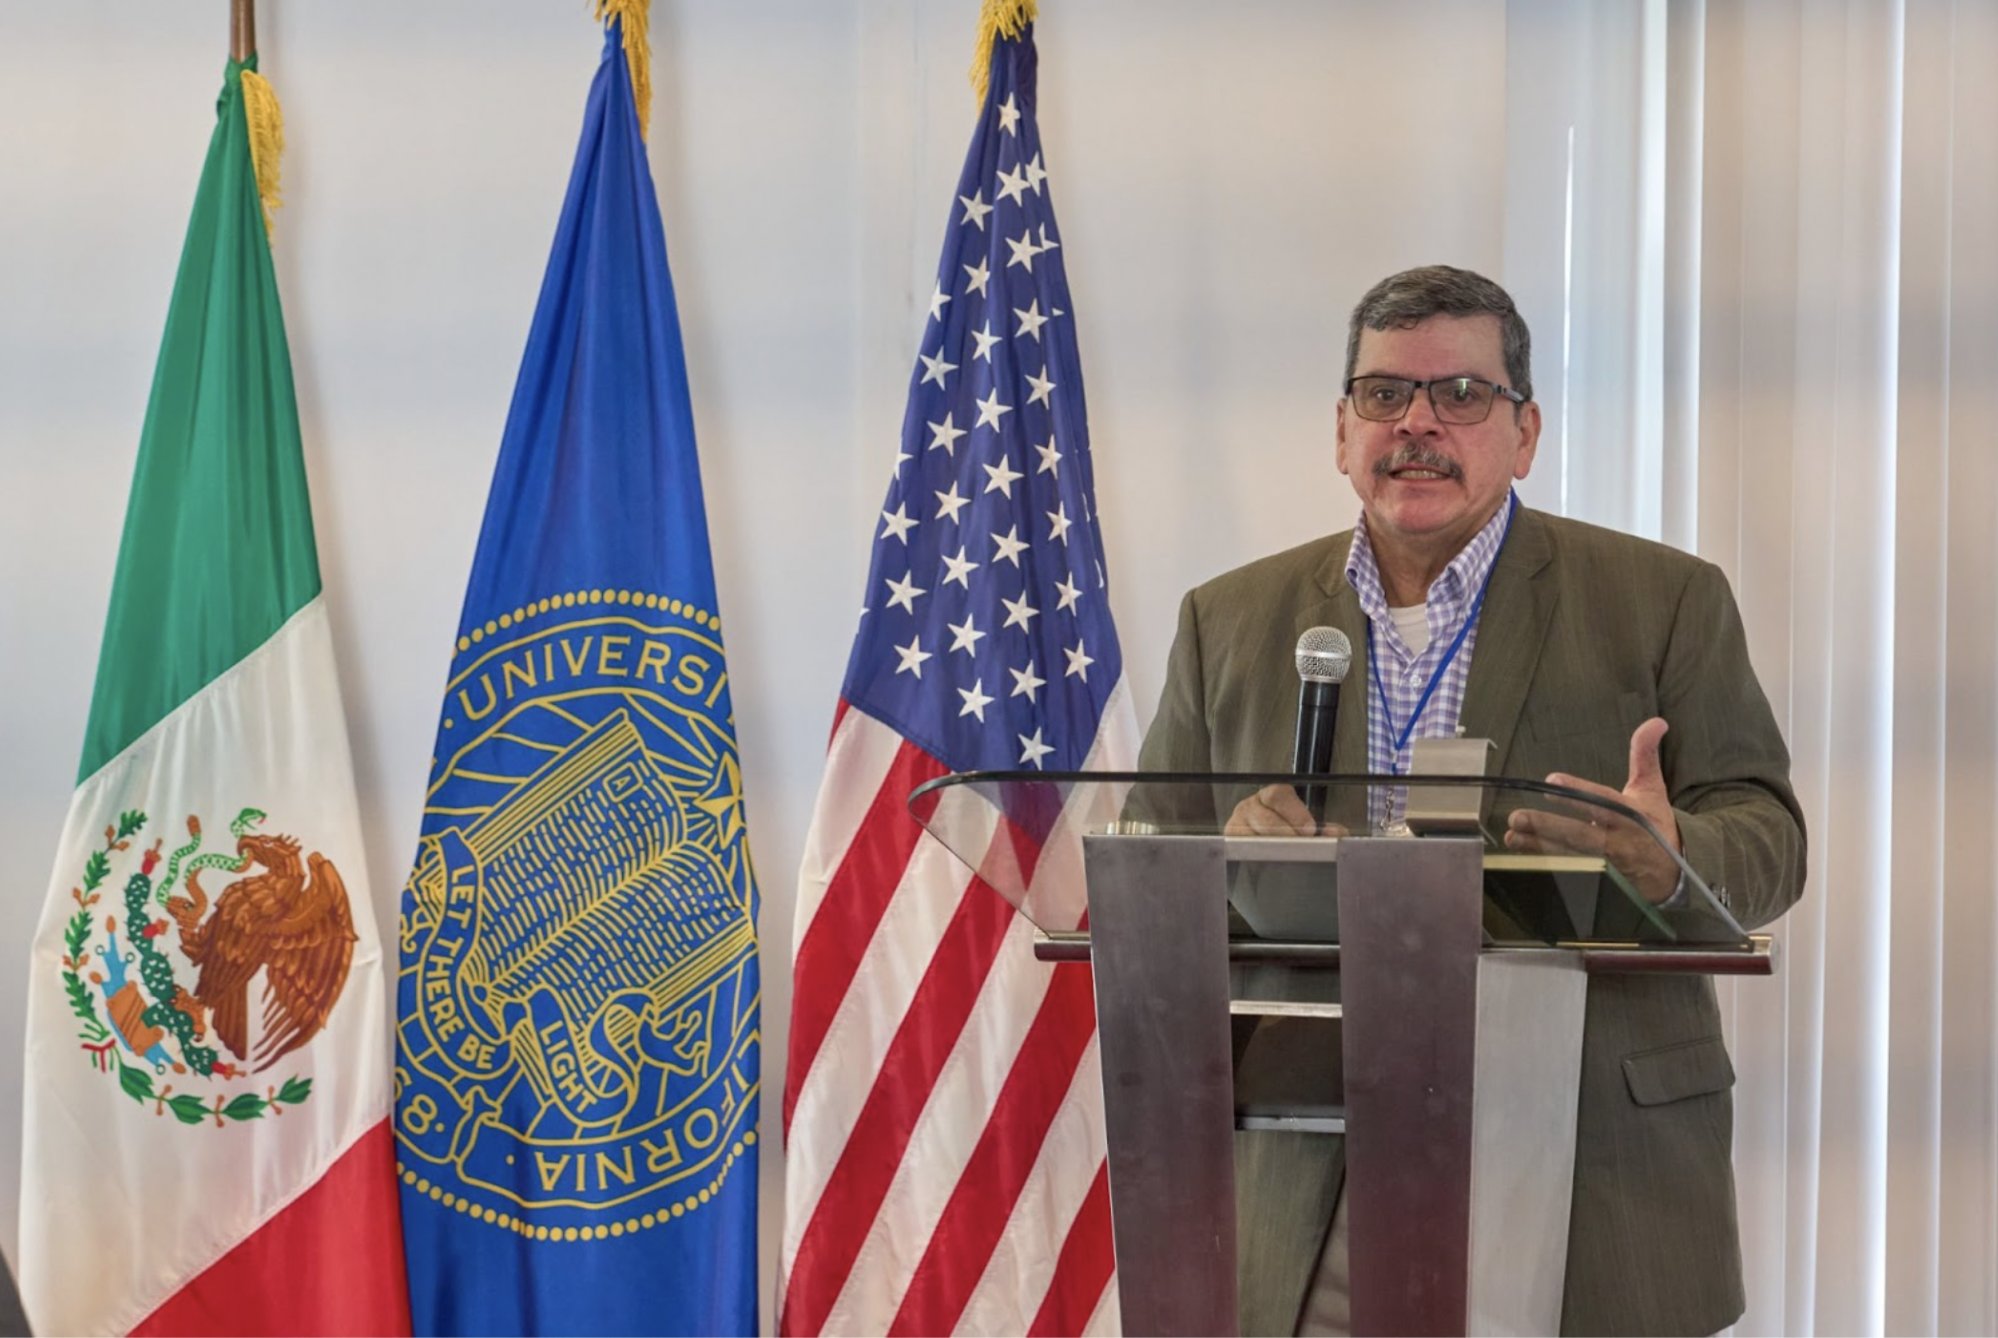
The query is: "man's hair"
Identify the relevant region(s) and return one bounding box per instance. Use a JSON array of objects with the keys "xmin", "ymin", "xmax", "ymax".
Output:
[{"xmin": 1343, "ymin": 265, "xmax": 1533, "ymax": 401}]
